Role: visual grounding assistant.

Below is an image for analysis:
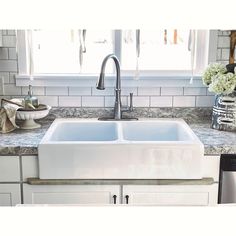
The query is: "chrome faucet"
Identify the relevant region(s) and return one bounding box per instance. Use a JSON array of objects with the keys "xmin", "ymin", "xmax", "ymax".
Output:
[{"xmin": 96, "ymin": 54, "xmax": 137, "ymax": 120}]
